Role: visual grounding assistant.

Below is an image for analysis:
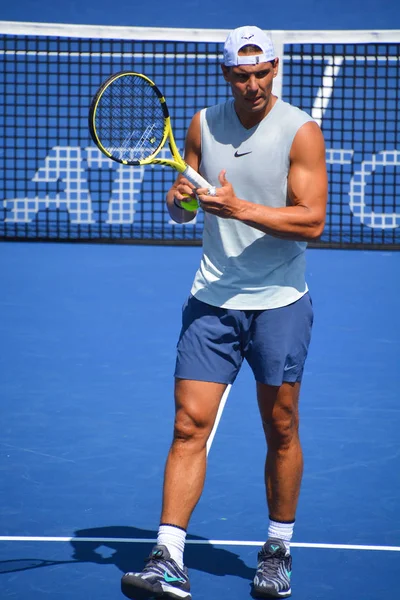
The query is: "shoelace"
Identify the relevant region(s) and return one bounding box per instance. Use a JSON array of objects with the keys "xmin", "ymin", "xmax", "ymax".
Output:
[
  {"xmin": 258, "ymin": 551, "xmax": 286, "ymax": 576},
  {"xmin": 142, "ymin": 552, "xmax": 167, "ymax": 572}
]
